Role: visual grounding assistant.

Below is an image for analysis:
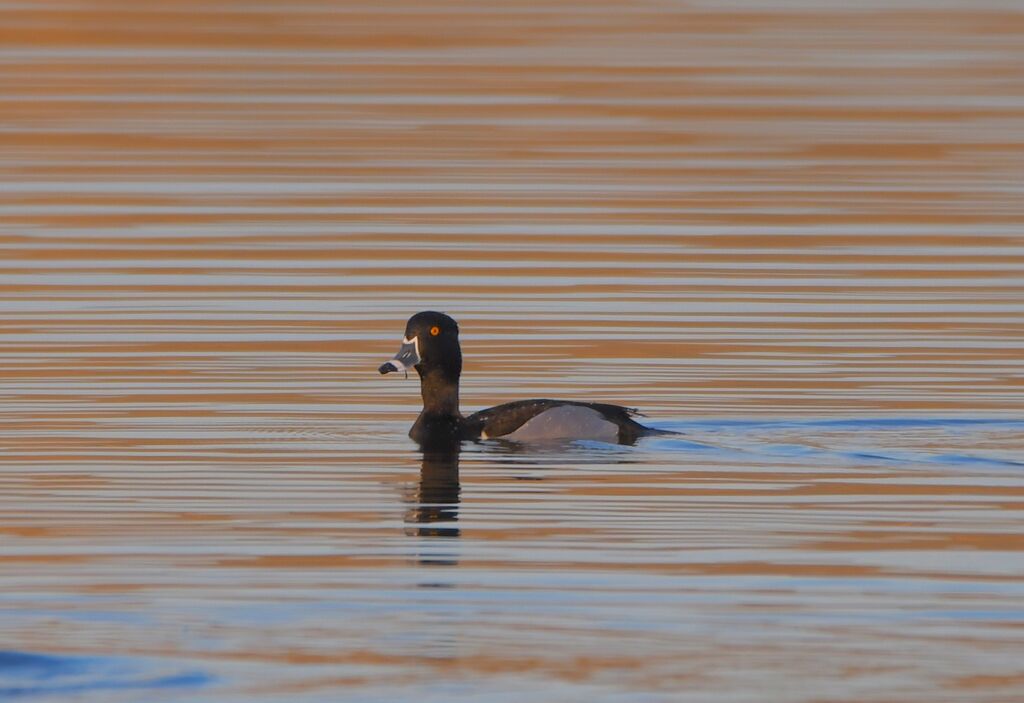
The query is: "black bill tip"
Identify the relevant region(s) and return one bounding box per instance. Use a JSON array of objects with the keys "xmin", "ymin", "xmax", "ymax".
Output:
[{"xmin": 378, "ymin": 361, "xmax": 399, "ymax": 375}]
